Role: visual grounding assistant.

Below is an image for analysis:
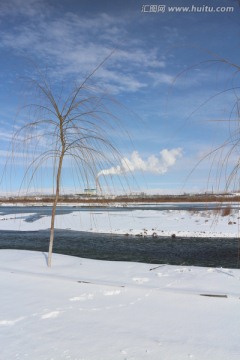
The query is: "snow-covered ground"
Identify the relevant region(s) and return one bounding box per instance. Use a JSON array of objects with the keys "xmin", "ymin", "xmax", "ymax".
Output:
[
  {"xmin": 0, "ymin": 250, "xmax": 240, "ymax": 360},
  {"xmin": 0, "ymin": 205, "xmax": 239, "ymax": 237},
  {"xmin": 1, "ymin": 206, "xmax": 240, "ymax": 359}
]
